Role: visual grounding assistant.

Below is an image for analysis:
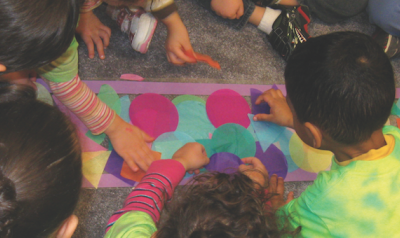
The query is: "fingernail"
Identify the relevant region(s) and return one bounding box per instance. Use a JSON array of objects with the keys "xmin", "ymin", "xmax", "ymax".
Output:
[{"xmin": 253, "ymin": 117, "xmax": 257, "ymax": 121}]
